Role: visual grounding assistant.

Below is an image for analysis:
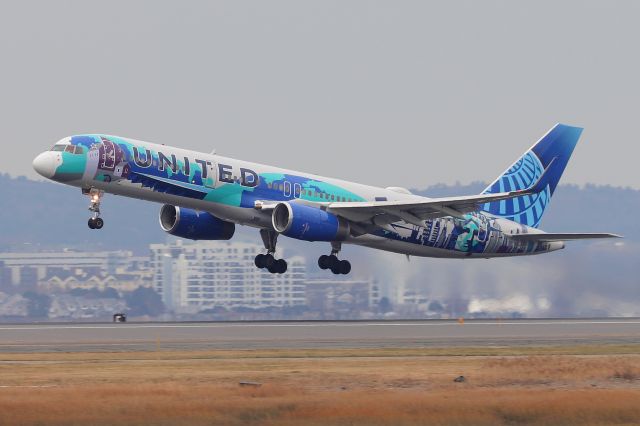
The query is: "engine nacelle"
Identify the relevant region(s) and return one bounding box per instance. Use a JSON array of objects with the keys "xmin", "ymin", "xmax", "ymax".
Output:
[
  {"xmin": 272, "ymin": 202, "xmax": 349, "ymax": 242},
  {"xmin": 159, "ymin": 205, "xmax": 235, "ymax": 240}
]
